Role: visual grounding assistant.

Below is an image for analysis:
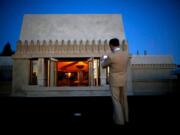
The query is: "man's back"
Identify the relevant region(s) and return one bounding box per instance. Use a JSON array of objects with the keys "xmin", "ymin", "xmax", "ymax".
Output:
[
  {"xmin": 101, "ymin": 38, "xmax": 129, "ymax": 125},
  {"xmin": 108, "ymin": 51, "xmax": 128, "ymax": 87},
  {"xmin": 109, "ymin": 51, "xmax": 128, "ymax": 73}
]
